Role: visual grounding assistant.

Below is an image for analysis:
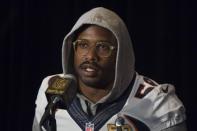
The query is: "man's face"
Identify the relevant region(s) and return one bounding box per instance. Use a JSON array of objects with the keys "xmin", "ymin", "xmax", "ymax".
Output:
[{"xmin": 73, "ymin": 25, "xmax": 117, "ymax": 89}]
